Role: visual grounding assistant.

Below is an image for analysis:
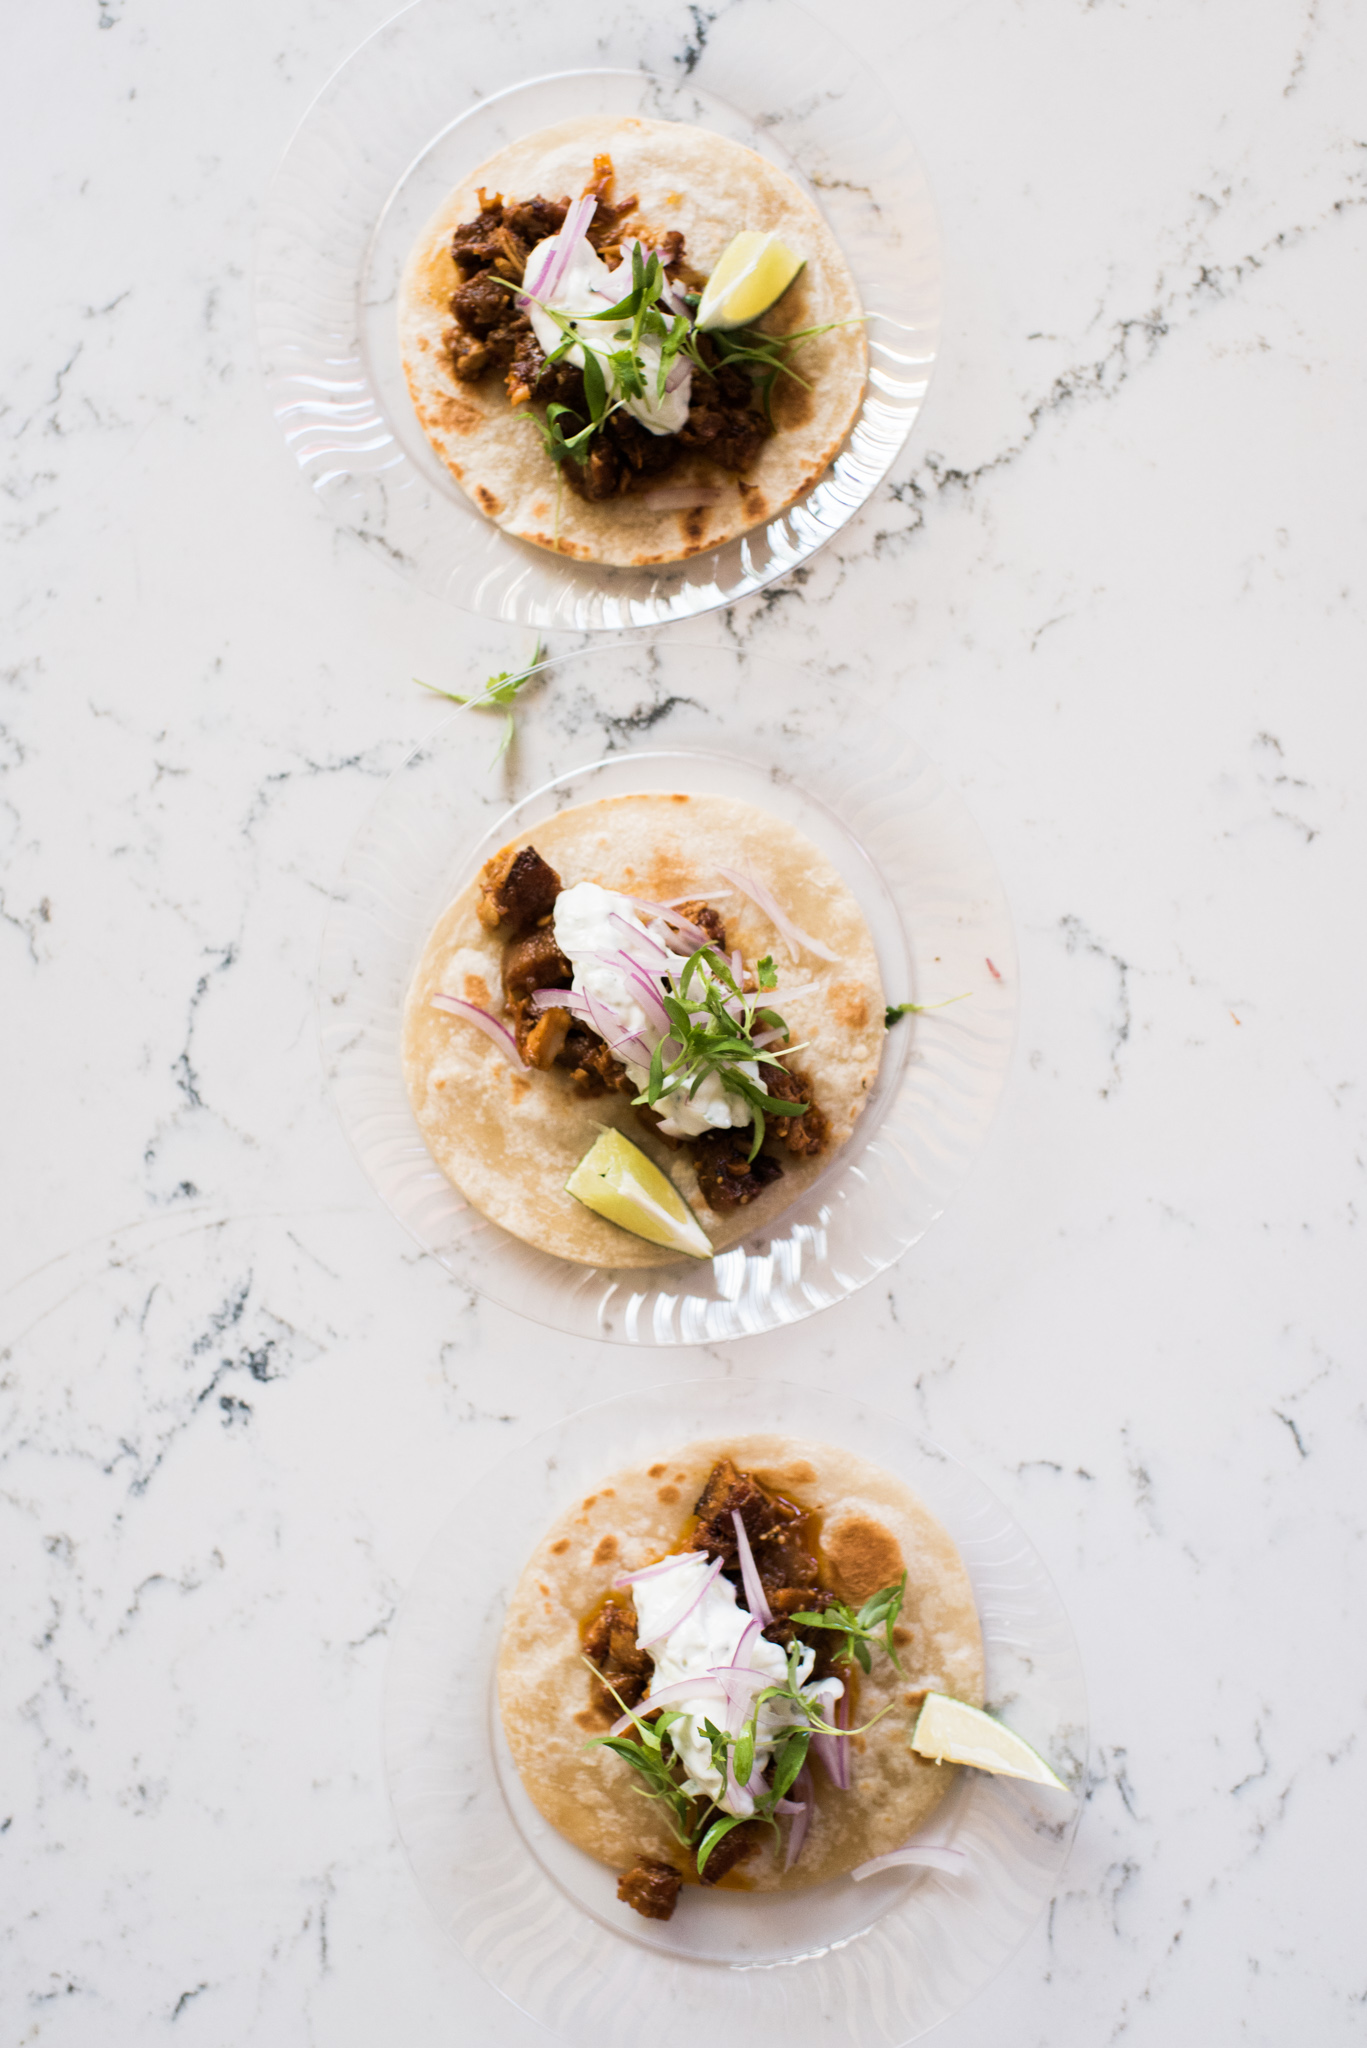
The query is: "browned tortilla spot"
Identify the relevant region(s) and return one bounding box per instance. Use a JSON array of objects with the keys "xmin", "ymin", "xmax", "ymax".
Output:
[
  {"xmin": 550, "ymin": 1538, "xmax": 570, "ymax": 1555},
  {"xmin": 592, "ymin": 1533, "xmax": 618, "ymax": 1565},
  {"xmin": 648, "ymin": 1463, "xmax": 666, "ymax": 1477},
  {"xmin": 829, "ymin": 981, "xmax": 869, "ymax": 1030},
  {"xmin": 657, "ymin": 1485, "xmax": 679, "ymax": 1505},
  {"xmin": 823, "ymin": 1513, "xmax": 906, "ymax": 1605},
  {"xmin": 431, "ymin": 391, "xmax": 483, "ymax": 437},
  {"xmin": 475, "ymin": 485, "xmax": 502, "ymax": 516}
]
